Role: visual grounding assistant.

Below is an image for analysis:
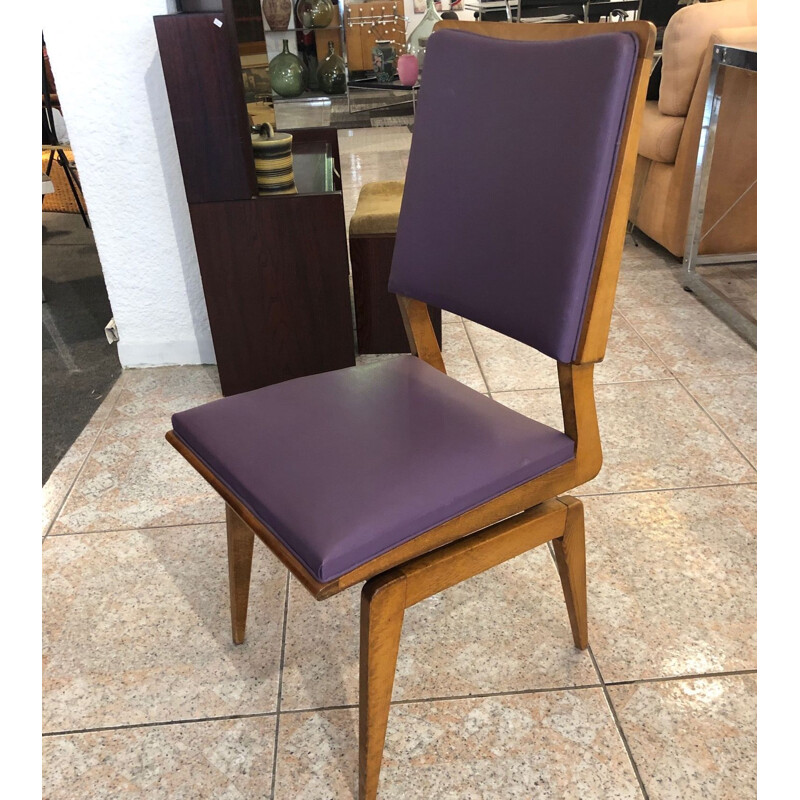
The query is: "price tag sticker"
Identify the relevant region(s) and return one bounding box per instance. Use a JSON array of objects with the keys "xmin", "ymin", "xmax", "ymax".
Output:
[{"xmin": 213, "ymin": 18, "xmax": 223, "ymax": 27}]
